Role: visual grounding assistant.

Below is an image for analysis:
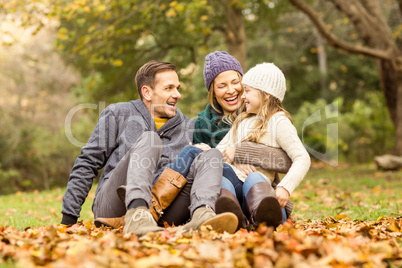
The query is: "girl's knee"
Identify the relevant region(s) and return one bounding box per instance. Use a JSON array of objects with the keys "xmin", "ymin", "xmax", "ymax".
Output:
[
  {"xmin": 243, "ymin": 172, "xmax": 269, "ymax": 197},
  {"xmin": 245, "ymin": 172, "xmax": 267, "ymax": 183}
]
